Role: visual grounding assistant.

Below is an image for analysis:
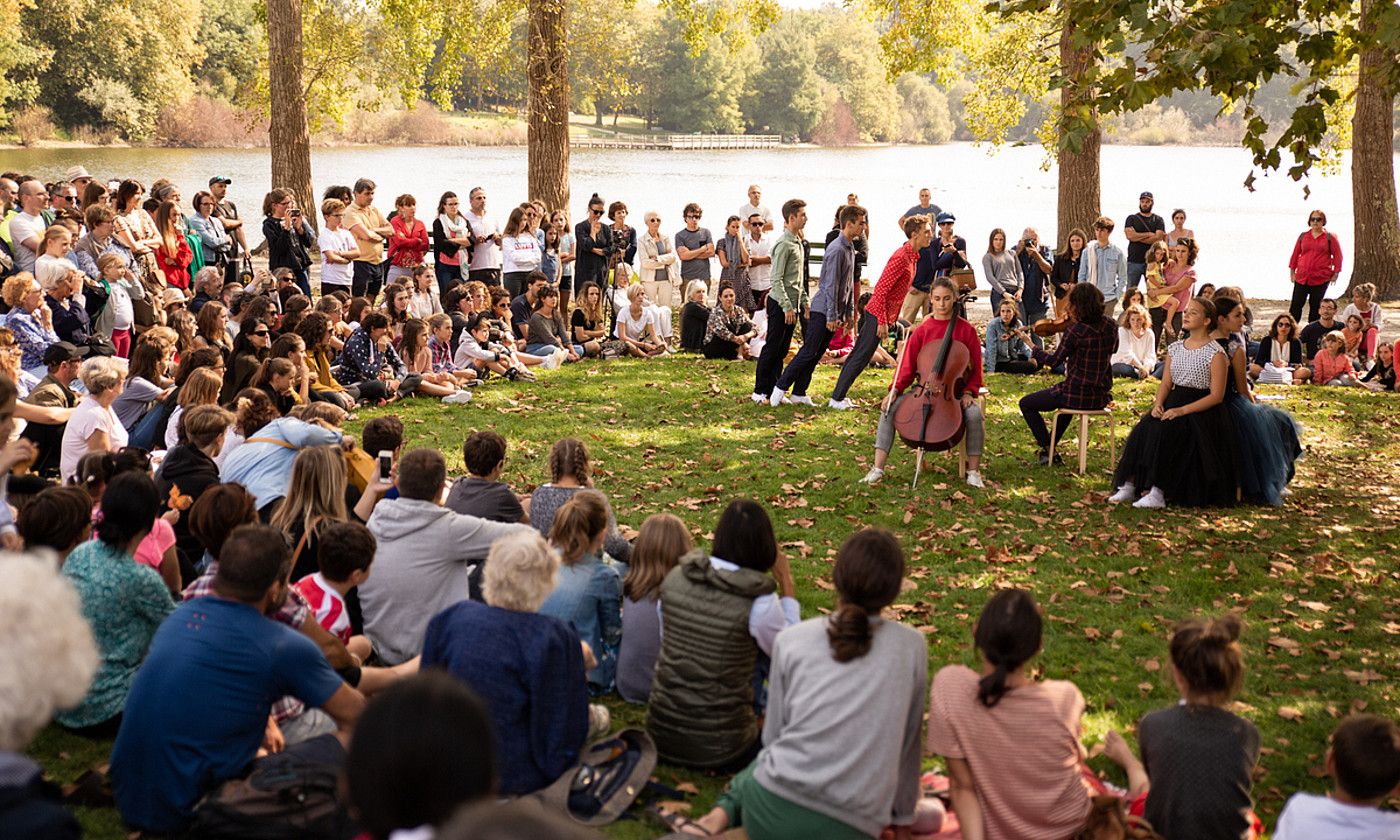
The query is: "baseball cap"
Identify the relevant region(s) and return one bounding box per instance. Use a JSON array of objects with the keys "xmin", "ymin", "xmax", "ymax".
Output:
[
  {"xmin": 209, "ymin": 176, "xmax": 232, "ymax": 186},
  {"xmin": 42, "ymin": 341, "xmax": 89, "ymax": 365},
  {"xmin": 1139, "ymin": 191, "xmax": 1153, "ymax": 199},
  {"xmin": 65, "ymin": 166, "xmax": 92, "ymax": 181},
  {"xmin": 936, "ymin": 212, "xmax": 956, "ymax": 224}
]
